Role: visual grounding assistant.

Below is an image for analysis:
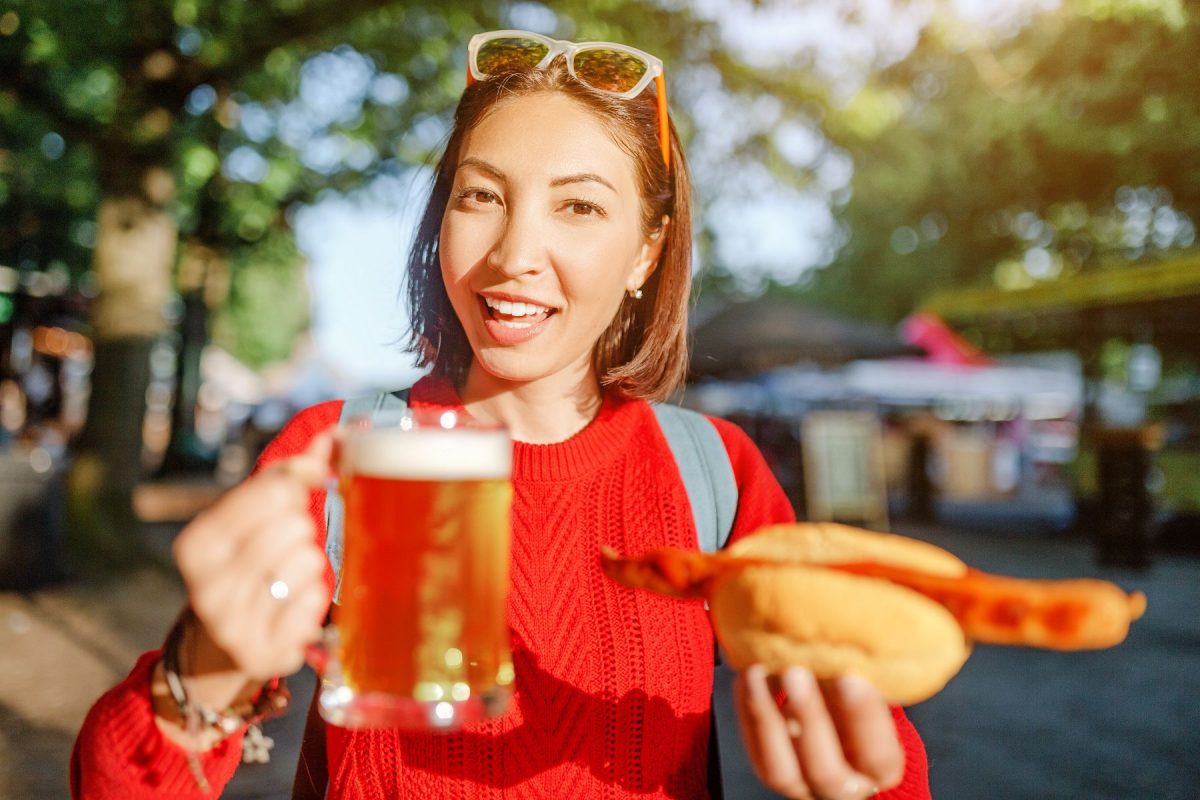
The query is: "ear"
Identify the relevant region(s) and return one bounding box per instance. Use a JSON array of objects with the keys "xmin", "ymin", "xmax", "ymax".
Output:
[{"xmin": 627, "ymin": 216, "xmax": 670, "ymax": 295}]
